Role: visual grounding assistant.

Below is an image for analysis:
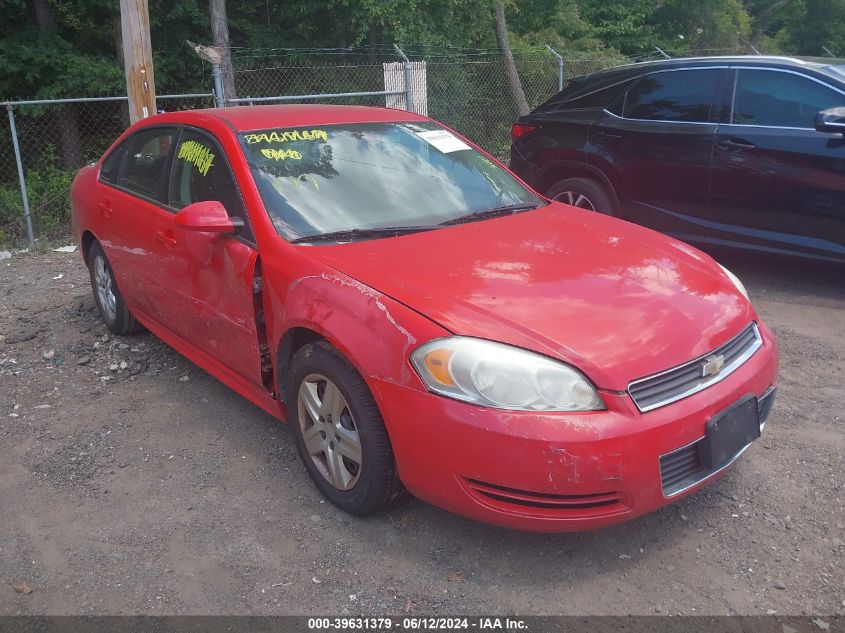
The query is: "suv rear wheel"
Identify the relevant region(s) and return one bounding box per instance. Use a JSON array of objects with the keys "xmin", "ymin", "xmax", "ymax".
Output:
[{"xmin": 547, "ymin": 177, "xmax": 616, "ymax": 216}]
